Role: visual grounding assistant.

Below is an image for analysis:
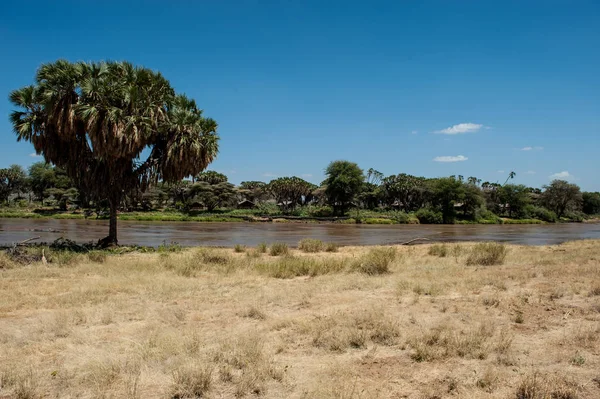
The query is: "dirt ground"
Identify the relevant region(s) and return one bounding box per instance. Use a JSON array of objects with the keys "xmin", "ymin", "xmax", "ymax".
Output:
[{"xmin": 1, "ymin": 240, "xmax": 599, "ymax": 398}]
